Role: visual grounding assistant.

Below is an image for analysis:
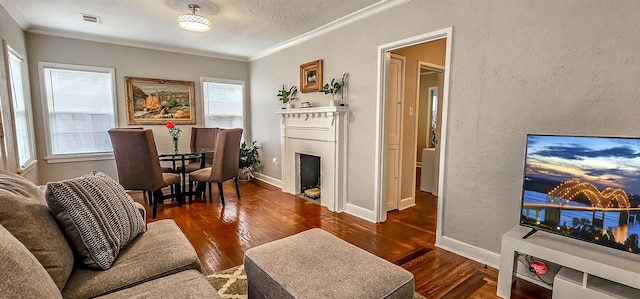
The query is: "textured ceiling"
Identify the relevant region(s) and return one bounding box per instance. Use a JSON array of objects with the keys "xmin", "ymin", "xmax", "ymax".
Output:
[{"xmin": 2, "ymin": 0, "xmax": 386, "ymax": 60}]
